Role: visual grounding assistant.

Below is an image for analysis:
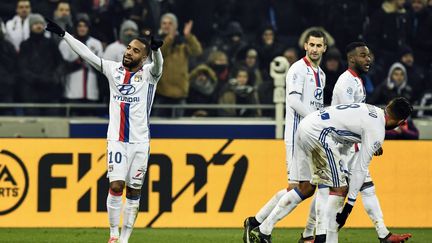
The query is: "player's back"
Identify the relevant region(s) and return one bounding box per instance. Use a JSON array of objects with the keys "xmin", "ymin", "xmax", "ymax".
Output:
[{"xmin": 300, "ymin": 103, "xmax": 385, "ymax": 144}]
